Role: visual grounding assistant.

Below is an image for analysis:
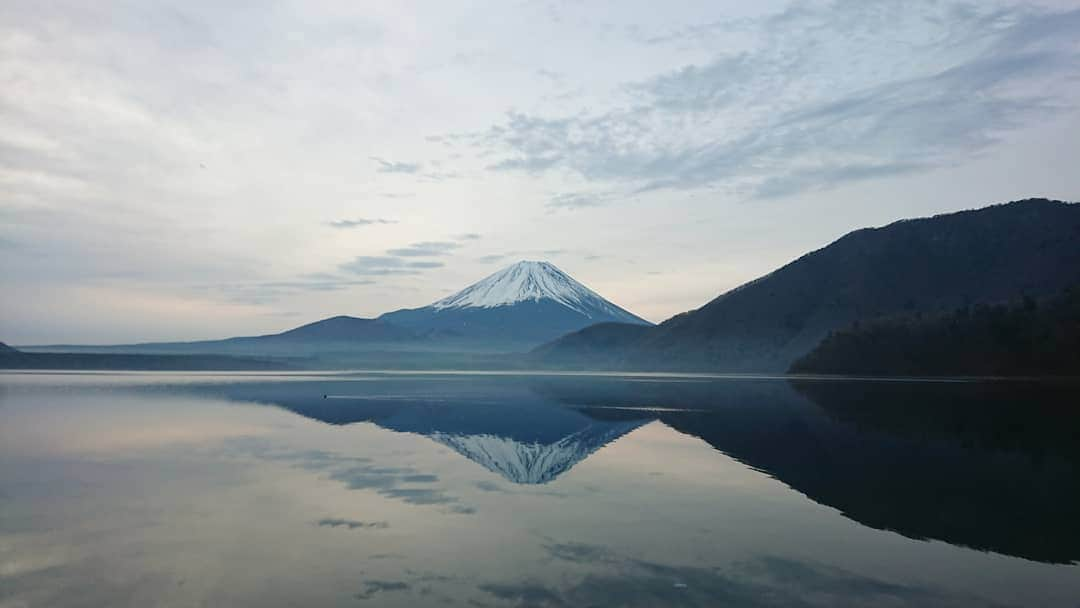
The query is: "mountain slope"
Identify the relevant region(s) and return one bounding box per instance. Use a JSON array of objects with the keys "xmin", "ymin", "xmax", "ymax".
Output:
[
  {"xmin": 531, "ymin": 322, "xmax": 652, "ymax": 369},
  {"xmin": 27, "ymin": 316, "xmax": 419, "ymax": 357},
  {"xmin": 380, "ymin": 261, "xmax": 650, "ymax": 348},
  {"xmin": 536, "ymin": 198, "xmax": 1080, "ymax": 372},
  {"xmin": 233, "ymin": 315, "xmax": 415, "ymax": 343},
  {"xmin": 0, "ymin": 342, "xmax": 16, "ymax": 353}
]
